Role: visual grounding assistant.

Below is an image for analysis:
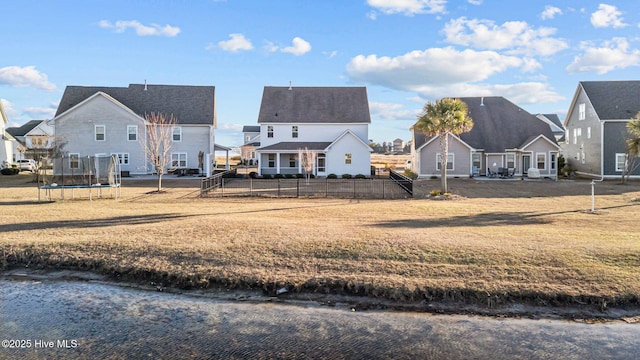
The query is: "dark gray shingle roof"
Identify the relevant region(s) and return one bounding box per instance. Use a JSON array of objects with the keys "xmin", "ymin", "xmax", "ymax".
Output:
[
  {"xmin": 258, "ymin": 86, "xmax": 371, "ymax": 124},
  {"xmin": 242, "ymin": 125, "xmax": 260, "ymax": 132},
  {"xmin": 581, "ymin": 81, "xmax": 640, "ymax": 120},
  {"xmin": 413, "ymin": 97, "xmax": 557, "ymax": 153},
  {"xmin": 55, "ymin": 84, "xmax": 215, "ymax": 125},
  {"xmin": 541, "ymin": 114, "xmax": 563, "ymax": 129},
  {"xmin": 6, "ymin": 120, "xmax": 43, "ymax": 137},
  {"xmin": 258, "ymin": 142, "xmax": 332, "ymax": 151}
]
